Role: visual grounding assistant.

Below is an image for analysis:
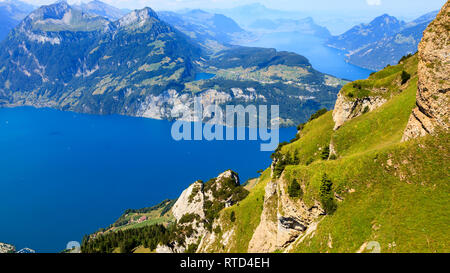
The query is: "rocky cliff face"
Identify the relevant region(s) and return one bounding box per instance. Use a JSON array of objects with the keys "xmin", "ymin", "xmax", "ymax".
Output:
[
  {"xmin": 403, "ymin": 2, "xmax": 450, "ymax": 141},
  {"xmin": 332, "ymin": 93, "xmax": 387, "ymax": 130},
  {"xmin": 156, "ymin": 170, "xmax": 247, "ymax": 253},
  {"xmin": 248, "ymin": 174, "xmax": 324, "ymax": 252},
  {"xmin": 0, "ymin": 242, "xmax": 15, "ymax": 253}
]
